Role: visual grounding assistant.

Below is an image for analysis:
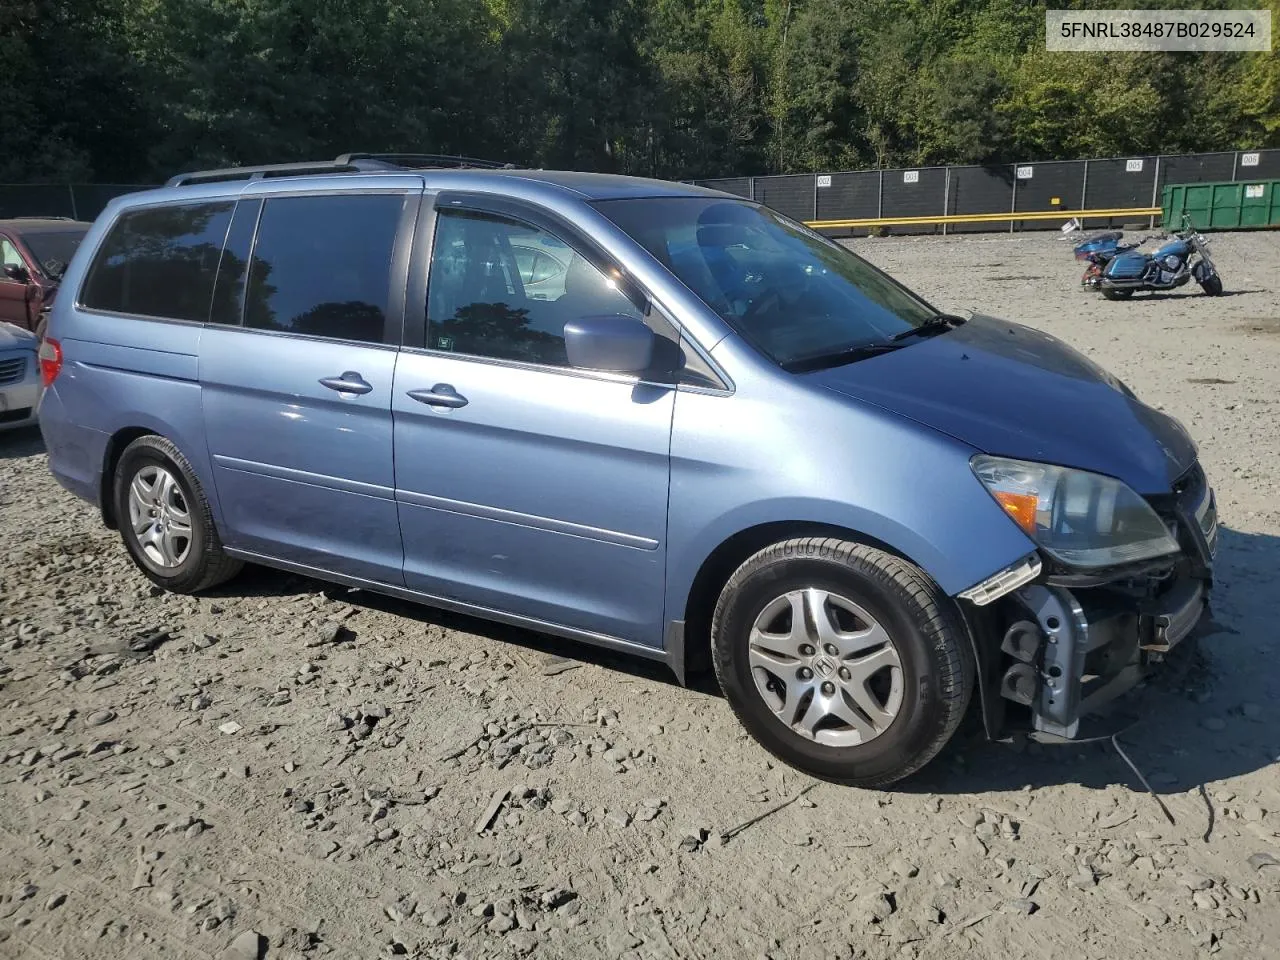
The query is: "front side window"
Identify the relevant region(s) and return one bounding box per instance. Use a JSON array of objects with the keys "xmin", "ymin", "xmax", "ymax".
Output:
[
  {"xmin": 426, "ymin": 210, "xmax": 644, "ymax": 367},
  {"xmin": 244, "ymin": 193, "xmax": 404, "ymax": 344},
  {"xmin": 79, "ymin": 202, "xmax": 234, "ymax": 321},
  {"xmin": 594, "ymin": 197, "xmax": 941, "ymax": 370},
  {"xmin": 1, "ymin": 237, "xmax": 25, "ymax": 271}
]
